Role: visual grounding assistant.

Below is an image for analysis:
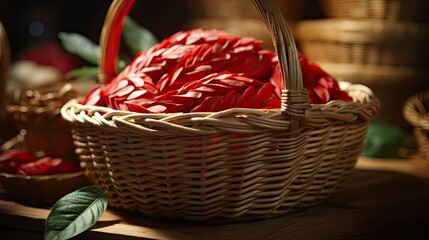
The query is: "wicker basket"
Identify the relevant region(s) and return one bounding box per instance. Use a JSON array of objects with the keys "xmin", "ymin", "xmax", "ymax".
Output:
[
  {"xmin": 320, "ymin": 0, "xmax": 429, "ymax": 22},
  {"xmin": 313, "ymin": 62, "xmax": 429, "ymax": 128},
  {"xmin": 61, "ymin": 0, "xmax": 379, "ymax": 222},
  {"xmin": 293, "ymin": 19, "xmax": 429, "ymax": 66},
  {"xmin": 403, "ymin": 91, "xmax": 429, "ymax": 162},
  {"xmin": 5, "ymin": 83, "xmax": 79, "ymax": 160}
]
